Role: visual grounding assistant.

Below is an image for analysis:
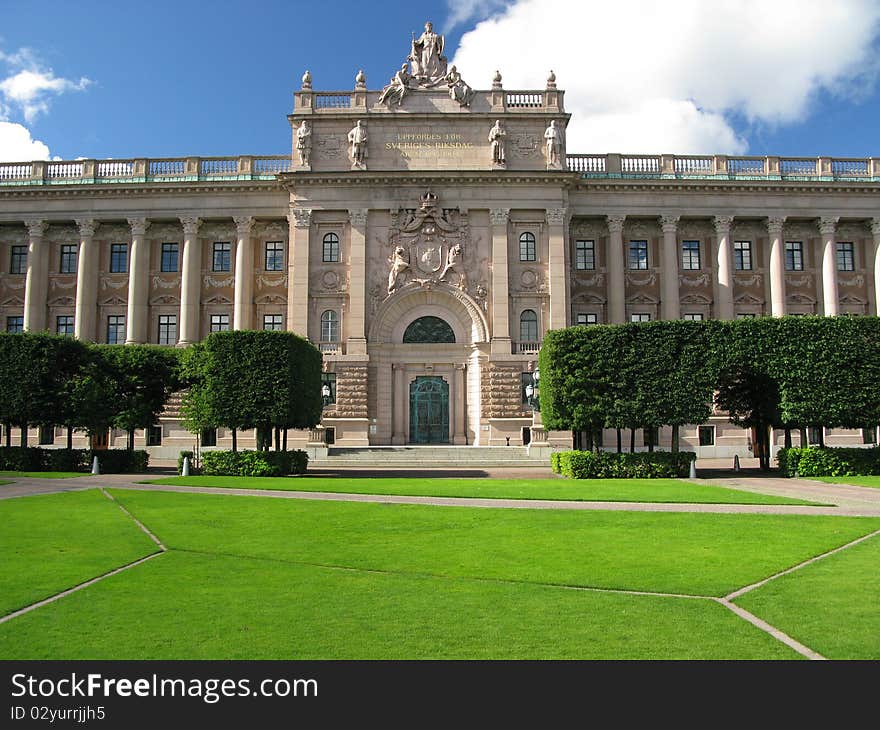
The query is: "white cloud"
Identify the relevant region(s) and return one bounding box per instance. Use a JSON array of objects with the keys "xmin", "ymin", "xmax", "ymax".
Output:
[
  {"xmin": 0, "ymin": 69, "xmax": 91, "ymax": 123},
  {"xmin": 450, "ymin": 0, "xmax": 880, "ymax": 153},
  {"xmin": 443, "ymin": 0, "xmax": 511, "ymax": 31},
  {"xmin": 0, "ymin": 121, "xmax": 52, "ymax": 162}
]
